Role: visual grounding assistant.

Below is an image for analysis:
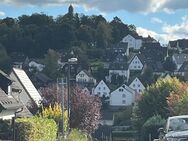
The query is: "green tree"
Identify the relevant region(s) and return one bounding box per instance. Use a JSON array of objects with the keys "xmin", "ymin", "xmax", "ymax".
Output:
[
  {"xmin": 141, "ymin": 115, "xmax": 166, "ymax": 141},
  {"xmin": 43, "ymin": 49, "xmax": 60, "ymax": 79},
  {"xmin": 163, "ymin": 57, "xmax": 176, "ymax": 72},
  {"xmin": 0, "ymin": 44, "xmax": 11, "ymax": 73},
  {"xmin": 138, "ymin": 77, "xmax": 182, "ymax": 121}
]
